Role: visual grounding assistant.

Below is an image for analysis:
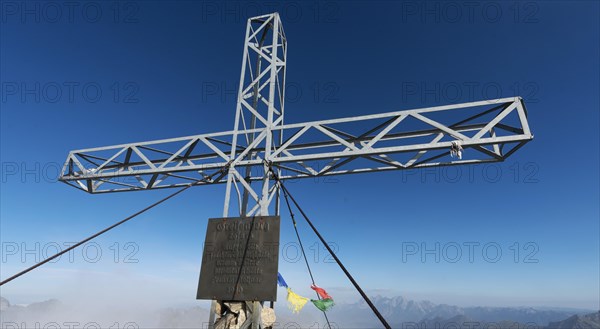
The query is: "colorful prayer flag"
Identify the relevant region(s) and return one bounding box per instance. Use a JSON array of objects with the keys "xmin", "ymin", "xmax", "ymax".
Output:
[
  {"xmin": 278, "ymin": 273, "xmax": 336, "ymax": 314},
  {"xmin": 311, "ymin": 298, "xmax": 335, "ymax": 312},
  {"xmin": 310, "ymin": 284, "xmax": 332, "ymax": 300},
  {"xmin": 278, "ymin": 272, "xmax": 288, "ymax": 288},
  {"xmin": 286, "ymin": 288, "xmax": 309, "ymax": 313}
]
